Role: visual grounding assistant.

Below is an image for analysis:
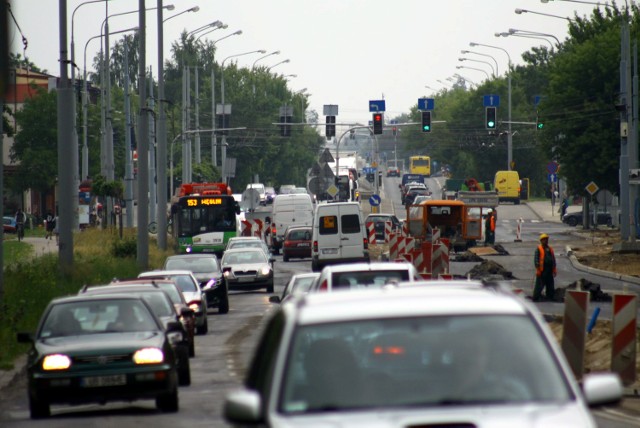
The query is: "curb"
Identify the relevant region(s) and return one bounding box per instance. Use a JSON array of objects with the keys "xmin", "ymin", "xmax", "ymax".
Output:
[
  {"xmin": 0, "ymin": 355, "xmax": 27, "ymax": 393},
  {"xmin": 565, "ymin": 244, "xmax": 640, "ymax": 286}
]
